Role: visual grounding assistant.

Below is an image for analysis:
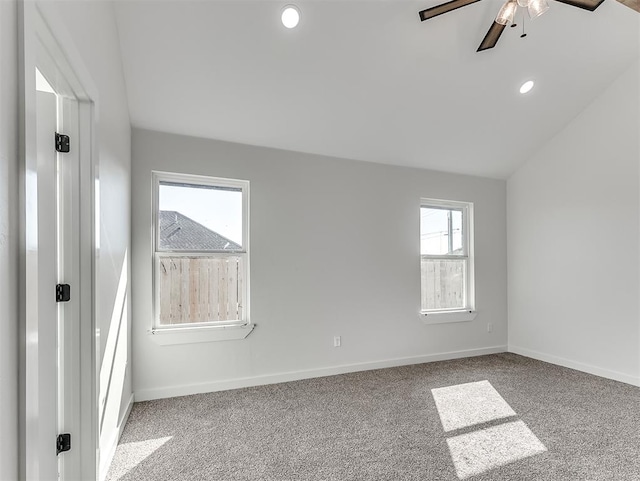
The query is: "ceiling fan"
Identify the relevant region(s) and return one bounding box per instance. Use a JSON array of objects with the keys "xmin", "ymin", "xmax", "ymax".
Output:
[{"xmin": 419, "ymin": 0, "xmax": 640, "ymax": 52}]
